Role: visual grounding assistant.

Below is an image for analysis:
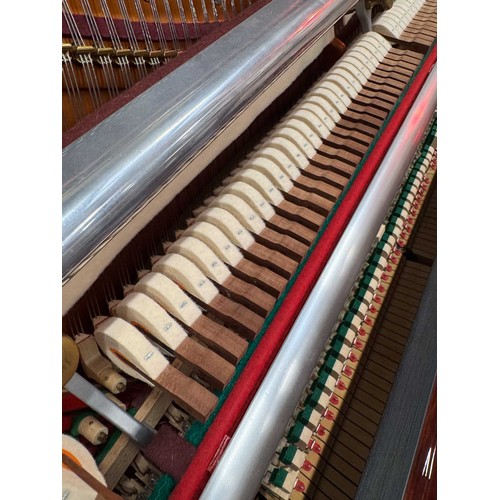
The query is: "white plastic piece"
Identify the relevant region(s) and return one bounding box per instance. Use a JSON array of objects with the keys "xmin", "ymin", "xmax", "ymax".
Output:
[
  {"xmin": 135, "ymin": 272, "xmax": 202, "ymax": 326},
  {"xmin": 209, "ymin": 193, "xmax": 267, "ymax": 234},
  {"xmin": 114, "ymin": 292, "xmax": 187, "ymax": 351},
  {"xmin": 152, "ymin": 253, "xmax": 220, "ymax": 303},
  {"xmin": 95, "ymin": 317, "xmax": 167, "ymax": 384},
  {"xmin": 197, "ymin": 207, "xmax": 255, "ymax": 249}
]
